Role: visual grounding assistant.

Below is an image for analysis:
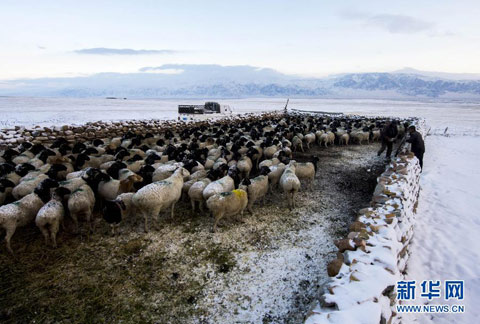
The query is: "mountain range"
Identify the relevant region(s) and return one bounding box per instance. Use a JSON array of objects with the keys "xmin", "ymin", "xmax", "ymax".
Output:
[{"xmin": 1, "ymin": 64, "xmax": 480, "ymax": 99}]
